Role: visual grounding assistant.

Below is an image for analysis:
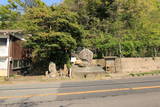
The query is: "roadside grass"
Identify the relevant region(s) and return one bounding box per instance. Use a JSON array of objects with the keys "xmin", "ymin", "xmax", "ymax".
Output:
[
  {"xmin": 6, "ymin": 70, "xmax": 160, "ymax": 84},
  {"xmin": 1, "ymin": 70, "xmax": 160, "ymax": 85},
  {"xmin": 0, "ymin": 76, "xmax": 12, "ymax": 84},
  {"xmin": 0, "ymin": 73, "xmax": 111, "ymax": 85},
  {"xmin": 0, "ymin": 76, "xmax": 5, "ymax": 82},
  {"xmin": 0, "ymin": 76, "xmax": 10, "ymax": 81},
  {"xmin": 129, "ymin": 70, "xmax": 160, "ymax": 77}
]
